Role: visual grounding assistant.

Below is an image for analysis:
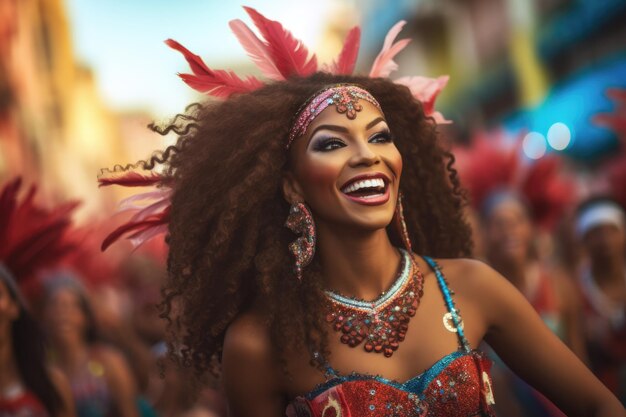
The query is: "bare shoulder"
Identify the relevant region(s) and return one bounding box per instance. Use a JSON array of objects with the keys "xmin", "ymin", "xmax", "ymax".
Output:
[
  {"xmin": 427, "ymin": 257, "xmax": 524, "ymax": 327},
  {"xmin": 429, "ymin": 257, "xmax": 508, "ymax": 295},
  {"xmin": 222, "ymin": 309, "xmax": 286, "ymax": 416},
  {"xmin": 92, "ymin": 344, "xmax": 130, "ymax": 370},
  {"xmin": 223, "ymin": 309, "xmax": 273, "ymax": 367}
]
